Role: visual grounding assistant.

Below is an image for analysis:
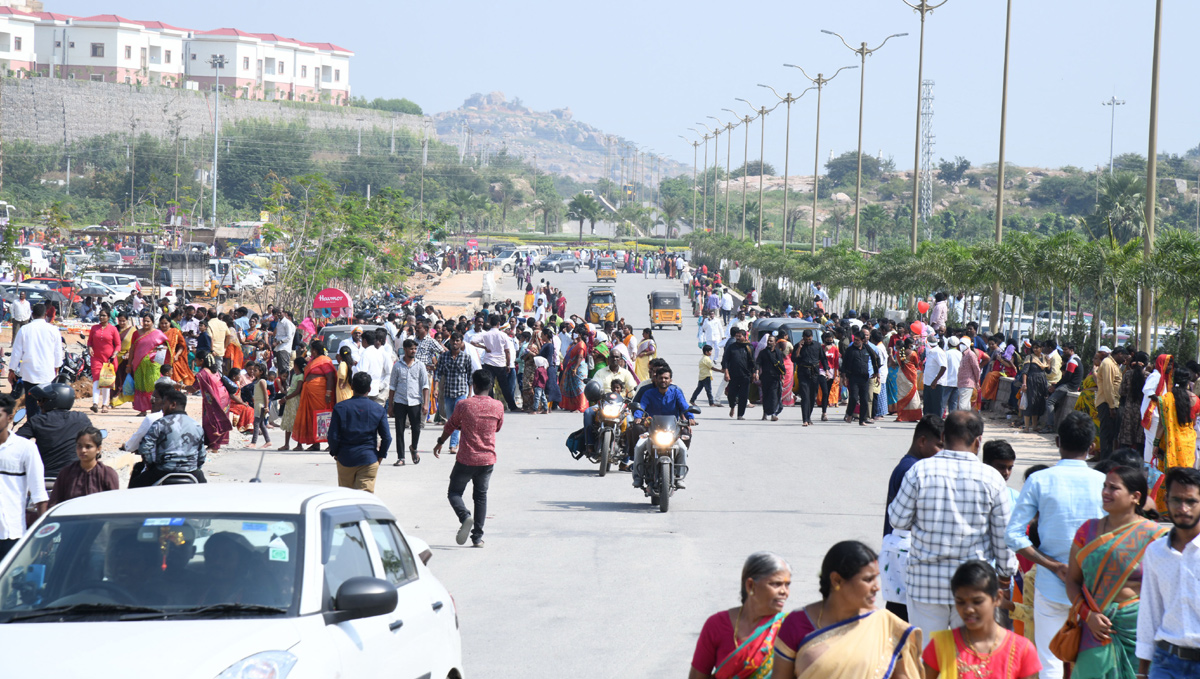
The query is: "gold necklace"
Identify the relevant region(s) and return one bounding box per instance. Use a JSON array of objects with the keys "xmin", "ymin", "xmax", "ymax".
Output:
[{"xmin": 962, "ymin": 626, "xmax": 1003, "ymax": 658}]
